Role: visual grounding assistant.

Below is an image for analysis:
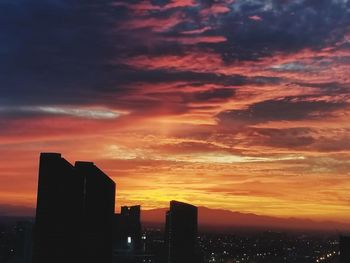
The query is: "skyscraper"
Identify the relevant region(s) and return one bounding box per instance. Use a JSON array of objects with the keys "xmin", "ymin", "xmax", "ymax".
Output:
[
  {"xmin": 33, "ymin": 153, "xmax": 82, "ymax": 263},
  {"xmin": 165, "ymin": 200, "xmax": 198, "ymax": 263},
  {"xmin": 33, "ymin": 153, "xmax": 115, "ymax": 263},
  {"xmin": 340, "ymin": 236, "xmax": 350, "ymax": 263},
  {"xmin": 75, "ymin": 161, "xmax": 116, "ymax": 263}
]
